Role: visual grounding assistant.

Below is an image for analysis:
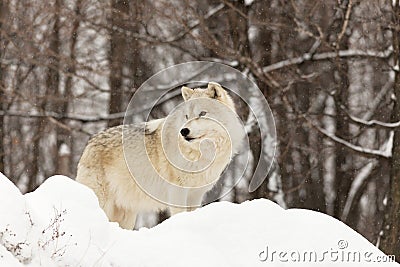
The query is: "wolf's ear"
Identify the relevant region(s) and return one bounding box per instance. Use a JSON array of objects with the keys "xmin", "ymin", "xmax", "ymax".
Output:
[
  {"xmin": 207, "ymin": 82, "xmax": 226, "ymax": 99},
  {"xmin": 181, "ymin": 86, "xmax": 193, "ymax": 101}
]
